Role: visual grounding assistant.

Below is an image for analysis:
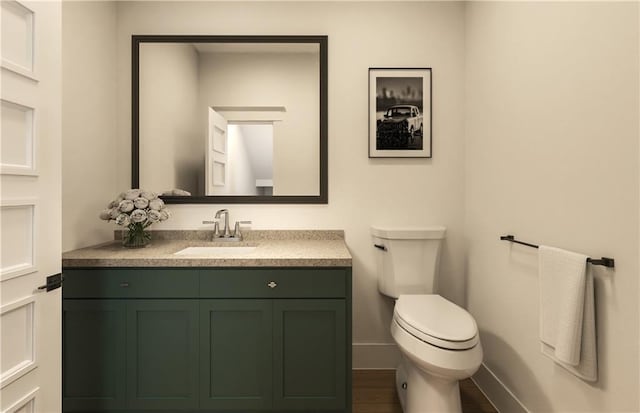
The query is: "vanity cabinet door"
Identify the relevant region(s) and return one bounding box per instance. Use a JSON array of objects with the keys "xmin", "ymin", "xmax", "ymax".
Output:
[
  {"xmin": 200, "ymin": 299, "xmax": 273, "ymax": 410},
  {"xmin": 125, "ymin": 299, "xmax": 199, "ymax": 410},
  {"xmin": 63, "ymin": 300, "xmax": 126, "ymax": 412},
  {"xmin": 273, "ymin": 299, "xmax": 347, "ymax": 411}
]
